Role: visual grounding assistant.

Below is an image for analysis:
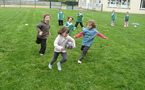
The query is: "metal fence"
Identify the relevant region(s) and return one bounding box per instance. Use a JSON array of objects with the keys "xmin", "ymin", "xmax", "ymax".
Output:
[{"xmin": 0, "ymin": 0, "xmax": 80, "ymax": 10}]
